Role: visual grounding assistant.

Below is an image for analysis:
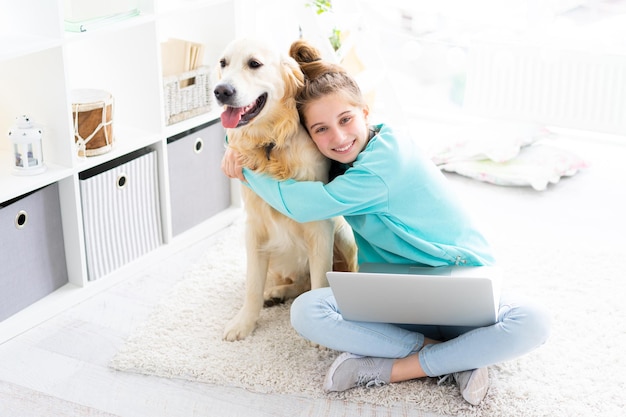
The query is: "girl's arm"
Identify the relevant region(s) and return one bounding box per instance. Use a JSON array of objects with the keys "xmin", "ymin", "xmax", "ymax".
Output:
[{"xmin": 242, "ymin": 167, "xmax": 388, "ymax": 223}]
